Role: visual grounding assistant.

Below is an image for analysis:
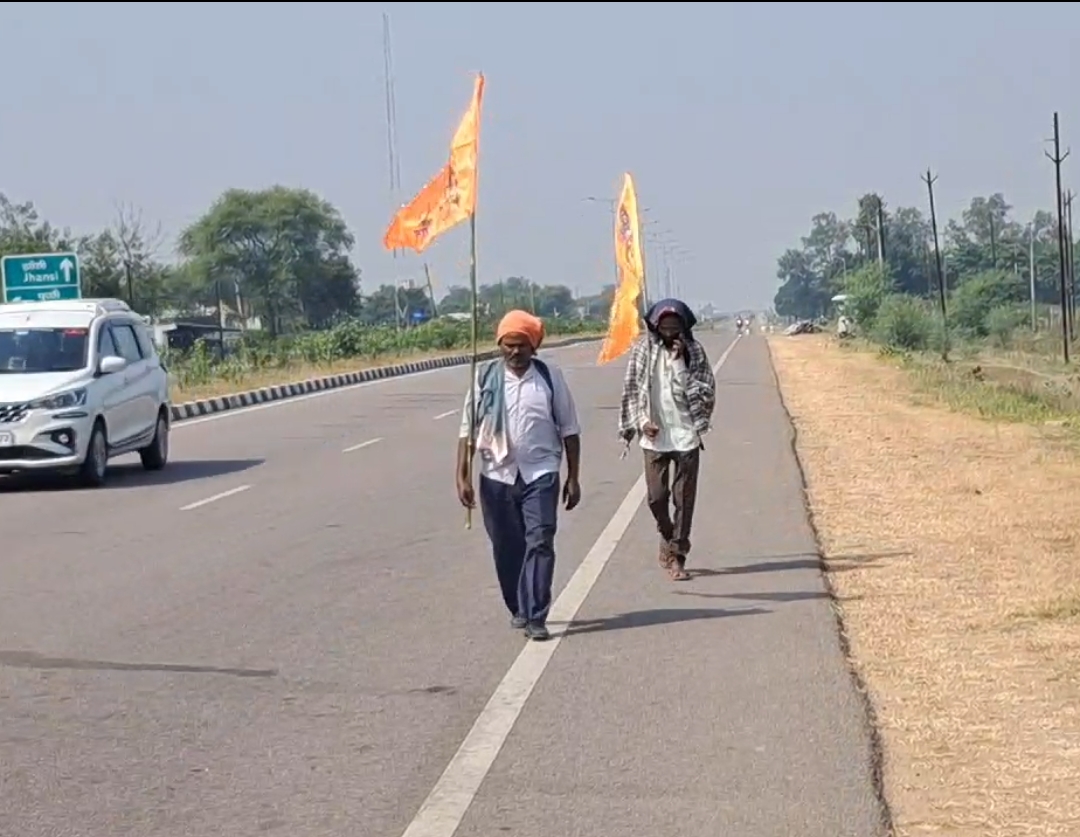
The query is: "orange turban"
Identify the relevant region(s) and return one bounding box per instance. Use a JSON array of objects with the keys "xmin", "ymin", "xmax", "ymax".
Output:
[{"xmin": 496, "ymin": 310, "xmax": 545, "ymax": 349}]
